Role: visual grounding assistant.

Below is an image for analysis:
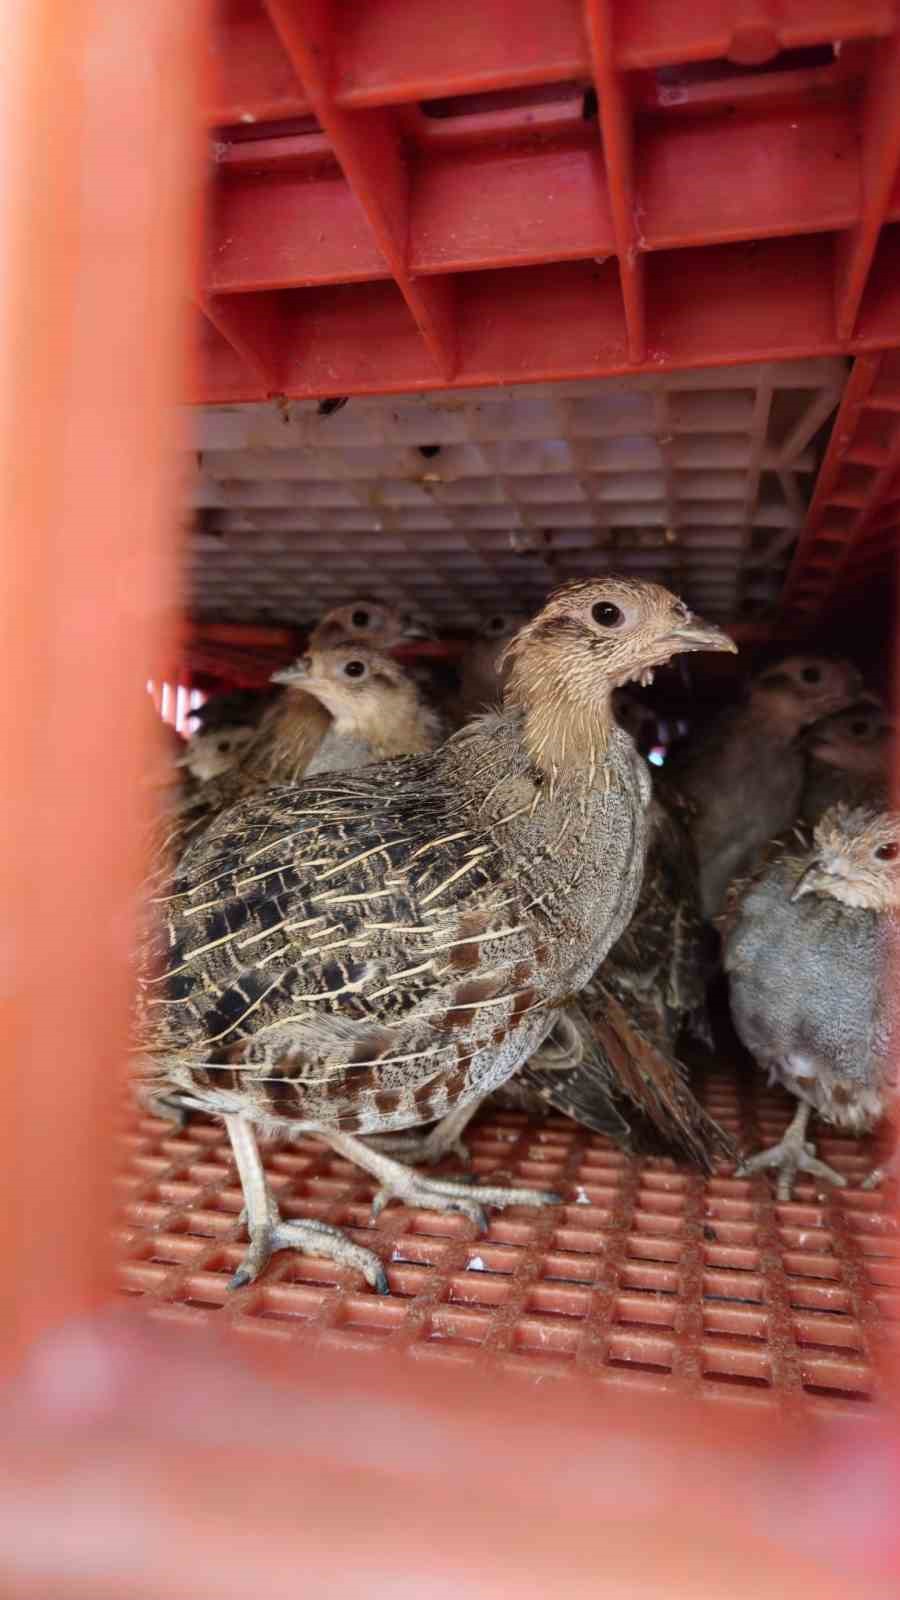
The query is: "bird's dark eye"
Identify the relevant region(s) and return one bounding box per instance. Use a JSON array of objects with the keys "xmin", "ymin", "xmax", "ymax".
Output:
[
  {"xmin": 344, "ymin": 660, "xmax": 366, "ymax": 678},
  {"xmin": 876, "ymin": 842, "xmax": 899, "ymax": 861},
  {"xmin": 217, "ymin": 740, "xmax": 230, "ymax": 753},
  {"xmin": 592, "ymin": 601, "xmax": 624, "ymax": 628},
  {"xmin": 801, "ymin": 665, "xmax": 821, "ymax": 684},
  {"xmin": 851, "ymin": 720, "xmax": 870, "ymax": 737},
  {"xmin": 351, "ymin": 609, "xmax": 370, "ymax": 629}
]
